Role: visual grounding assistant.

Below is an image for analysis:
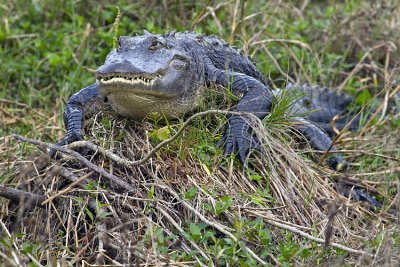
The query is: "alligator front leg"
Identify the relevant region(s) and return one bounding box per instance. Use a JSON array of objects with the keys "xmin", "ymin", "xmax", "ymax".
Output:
[
  {"xmin": 51, "ymin": 83, "xmax": 102, "ymax": 156},
  {"xmin": 207, "ymin": 66, "xmax": 272, "ymax": 162},
  {"xmin": 291, "ymin": 117, "xmax": 347, "ymax": 170}
]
